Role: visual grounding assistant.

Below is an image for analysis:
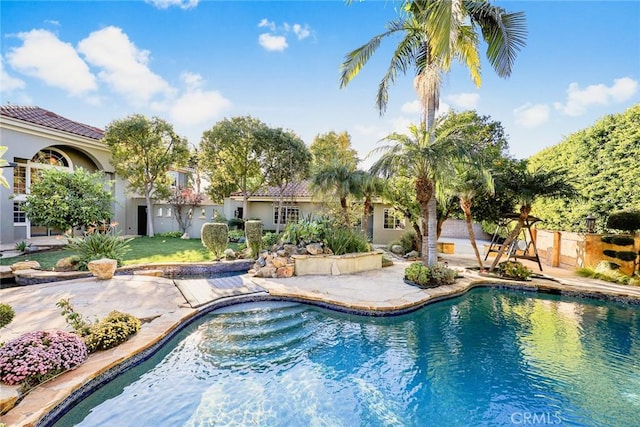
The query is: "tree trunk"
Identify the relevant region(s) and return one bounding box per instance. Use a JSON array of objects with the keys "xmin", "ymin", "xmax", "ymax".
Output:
[
  {"xmin": 412, "ymin": 222, "xmax": 422, "ymax": 253},
  {"xmin": 243, "ymin": 194, "xmax": 249, "ymax": 221},
  {"xmin": 426, "ymin": 196, "xmax": 438, "ymax": 266},
  {"xmin": 363, "ymin": 197, "xmax": 372, "ymax": 240},
  {"xmin": 461, "ymin": 199, "xmax": 483, "ymax": 269},
  {"xmin": 340, "ymin": 196, "xmax": 350, "ymax": 227},
  {"xmin": 276, "ymin": 192, "xmax": 284, "ymax": 233},
  {"xmin": 144, "ymin": 190, "xmax": 154, "ymax": 237}
]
